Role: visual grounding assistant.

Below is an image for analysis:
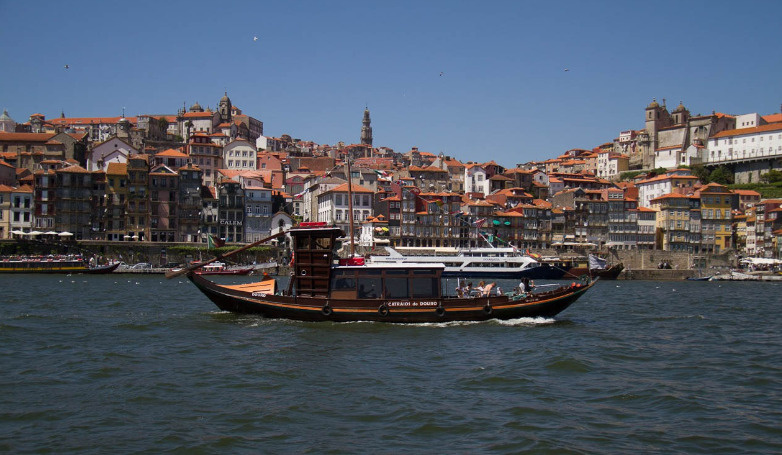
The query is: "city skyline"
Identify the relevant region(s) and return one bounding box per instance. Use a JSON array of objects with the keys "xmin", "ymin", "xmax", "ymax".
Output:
[{"xmin": 2, "ymin": 0, "xmax": 781, "ymax": 168}]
